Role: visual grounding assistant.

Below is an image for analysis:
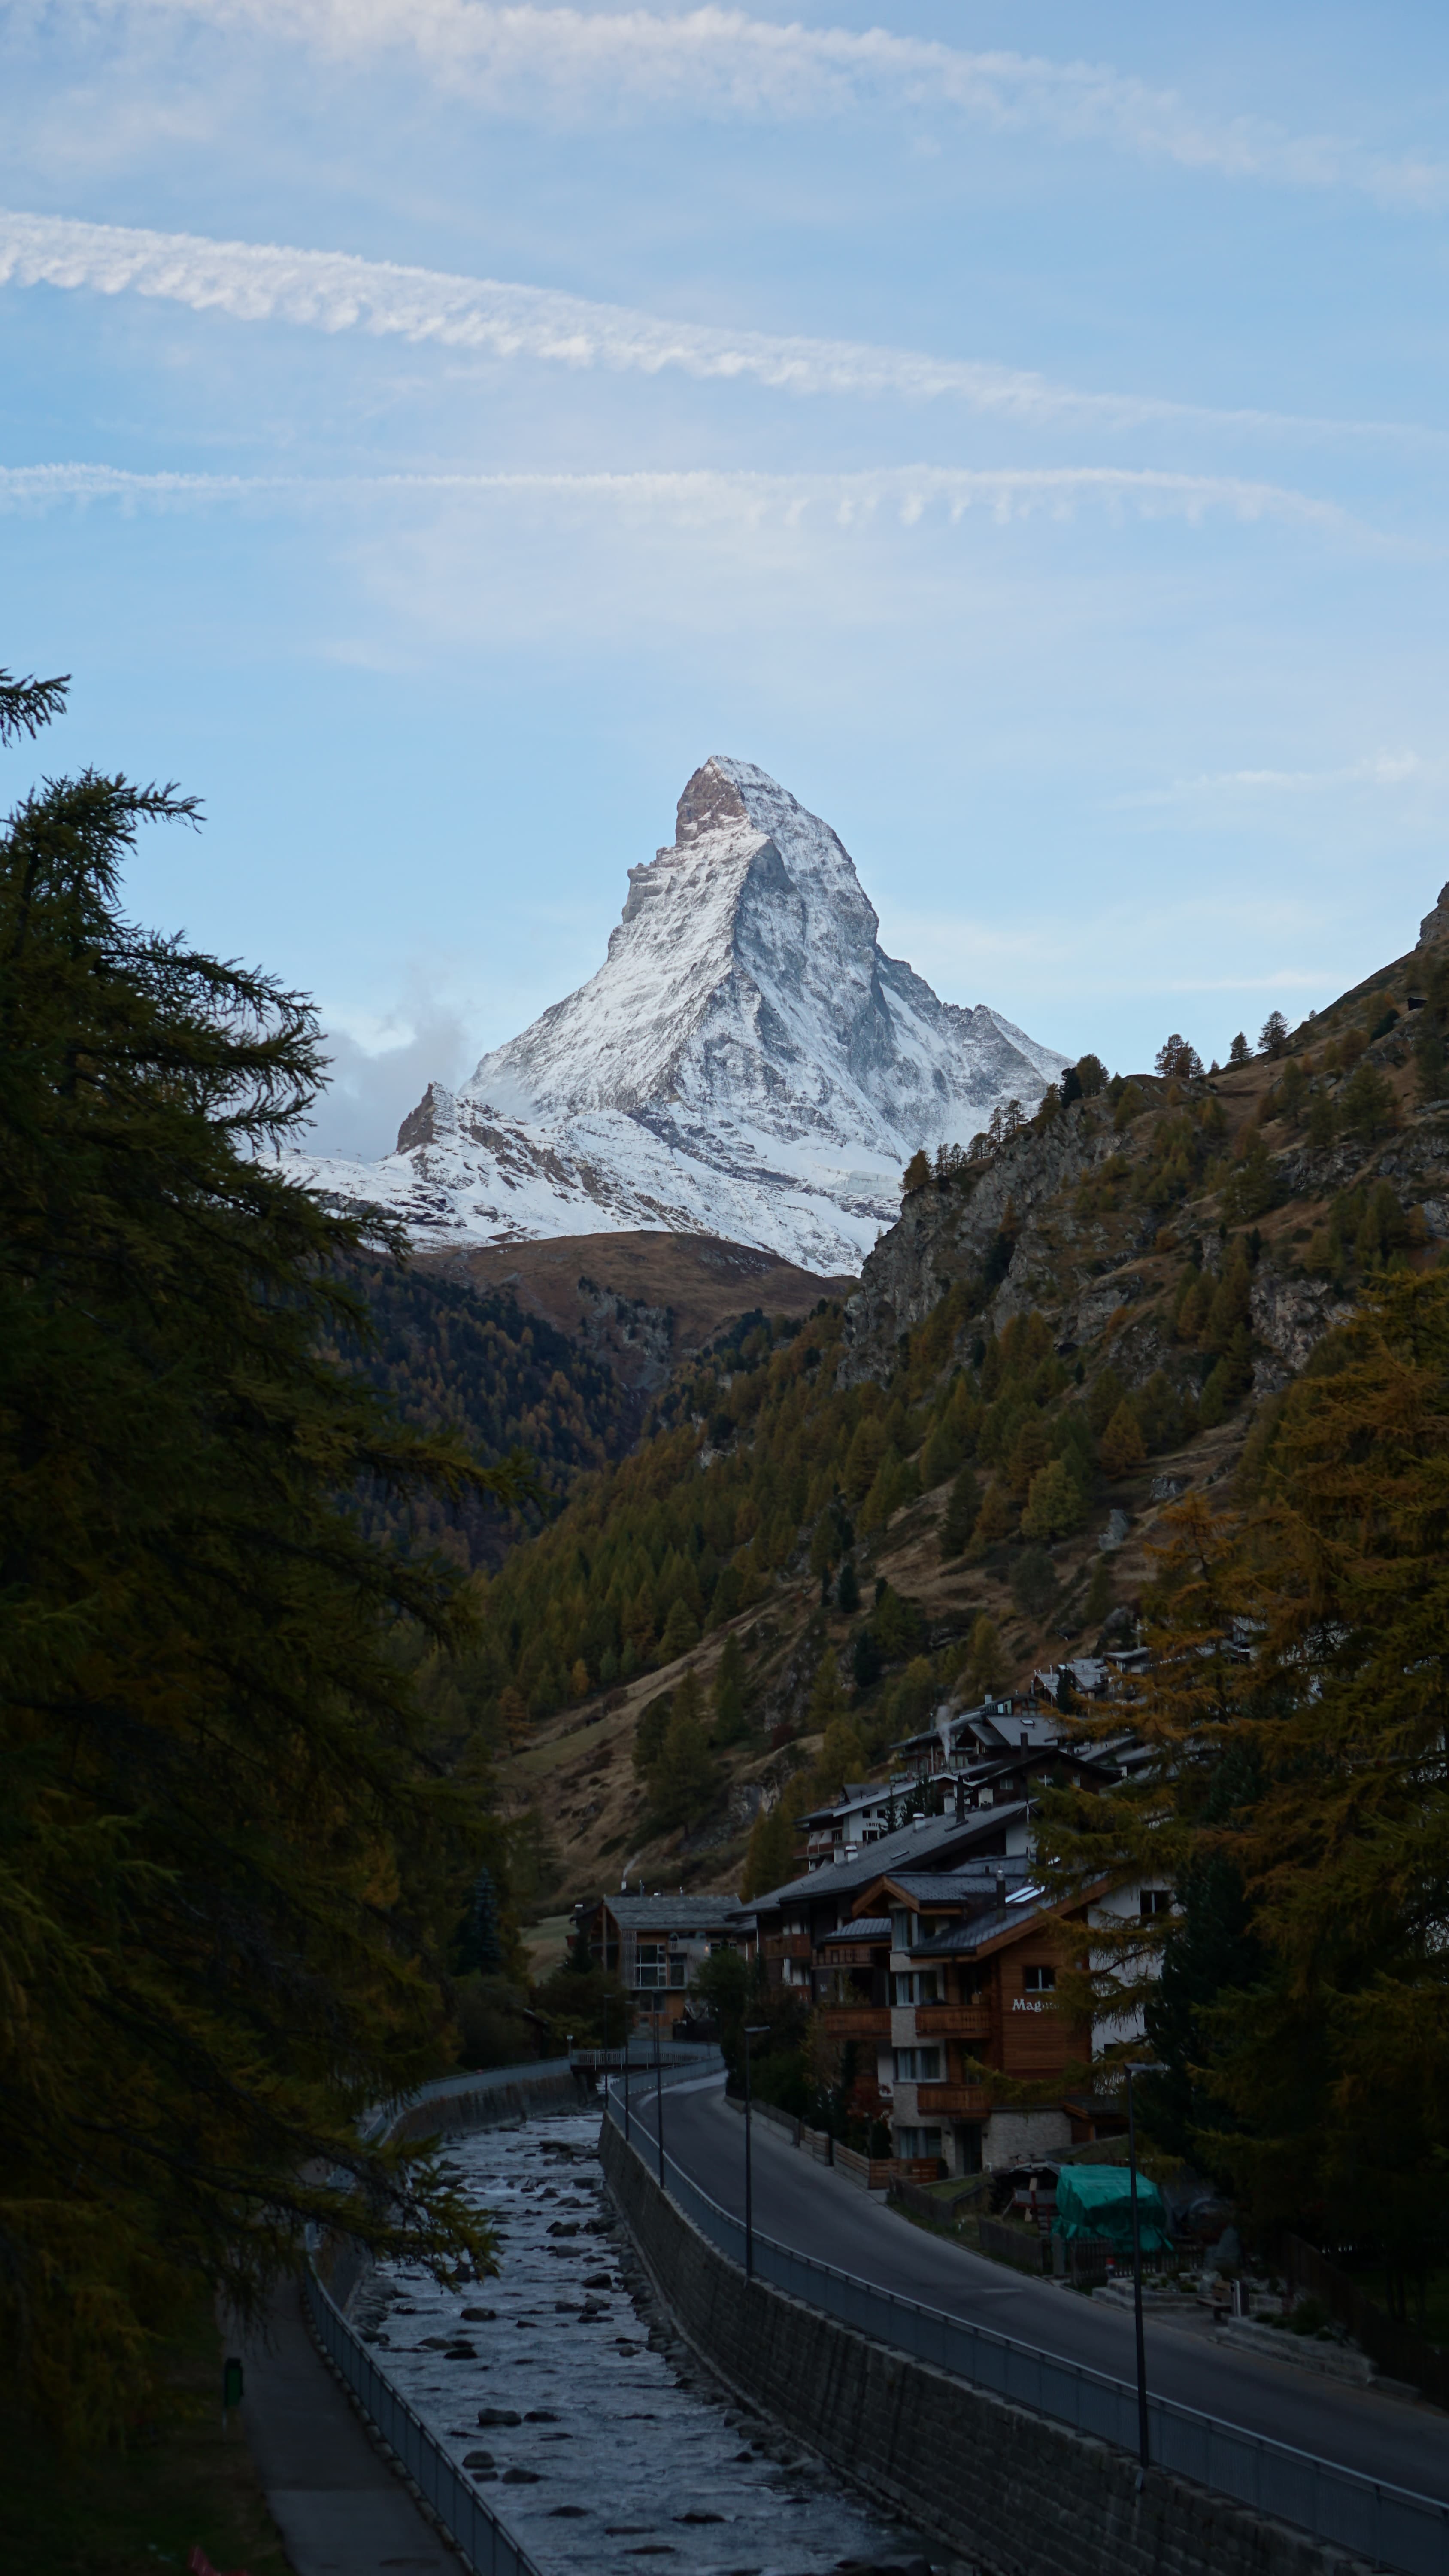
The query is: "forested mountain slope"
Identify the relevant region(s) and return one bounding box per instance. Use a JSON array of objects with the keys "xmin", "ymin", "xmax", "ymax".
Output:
[
  {"xmin": 332, "ymin": 1232, "xmax": 848, "ymax": 1572},
  {"xmin": 474, "ymin": 898, "xmax": 1449, "ymax": 1903}
]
